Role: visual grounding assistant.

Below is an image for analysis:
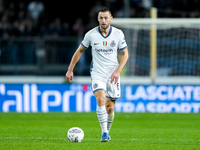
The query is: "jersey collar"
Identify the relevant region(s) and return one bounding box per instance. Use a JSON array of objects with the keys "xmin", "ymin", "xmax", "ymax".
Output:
[{"xmin": 98, "ymin": 26, "xmax": 112, "ymax": 38}]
